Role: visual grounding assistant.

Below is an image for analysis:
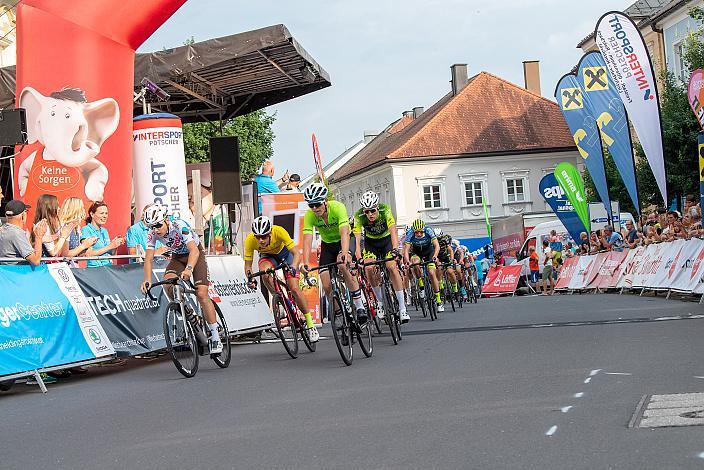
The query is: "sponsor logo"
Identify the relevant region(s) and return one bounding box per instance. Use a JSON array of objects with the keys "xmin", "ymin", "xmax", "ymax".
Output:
[
  {"xmin": 583, "ymin": 66, "xmax": 608, "ymax": 91},
  {"xmin": 0, "ymin": 301, "xmax": 66, "ymax": 328},
  {"xmin": 56, "ymin": 268, "xmax": 70, "ymax": 283},
  {"xmin": 667, "ymin": 248, "xmax": 683, "ymax": 279},
  {"xmin": 691, "ymin": 247, "xmax": 704, "ymax": 280},
  {"xmin": 608, "ymin": 15, "xmax": 654, "ymax": 101},
  {"xmin": 561, "ymin": 87, "xmax": 583, "ymax": 110},
  {"xmin": 208, "ymin": 283, "xmax": 222, "ymax": 303},
  {"xmin": 543, "ymin": 185, "xmax": 566, "ymax": 200},
  {"xmin": 88, "ymin": 327, "xmax": 102, "ymax": 344},
  {"xmin": 558, "ymin": 170, "xmax": 585, "ymax": 203}
]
